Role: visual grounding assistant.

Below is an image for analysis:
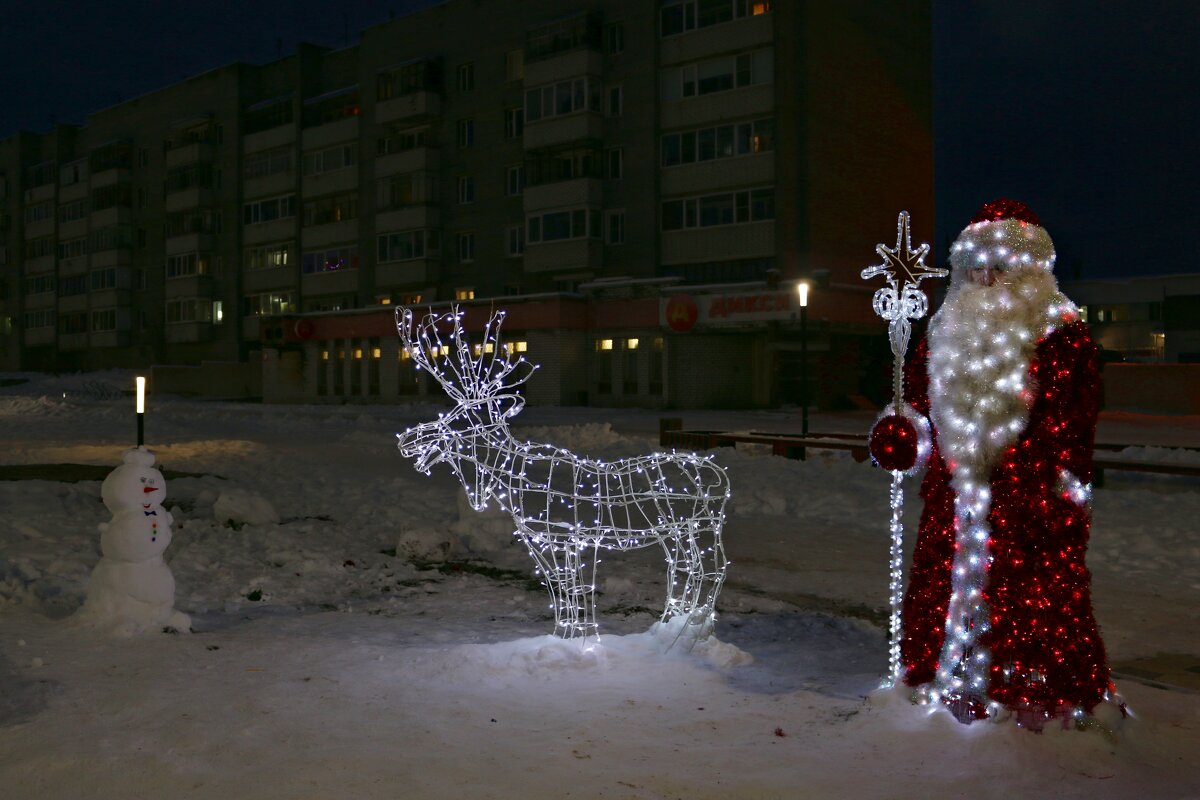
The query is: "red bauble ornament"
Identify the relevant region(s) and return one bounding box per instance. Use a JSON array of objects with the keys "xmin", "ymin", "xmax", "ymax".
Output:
[{"xmin": 869, "ymin": 413, "xmax": 919, "ymax": 472}]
